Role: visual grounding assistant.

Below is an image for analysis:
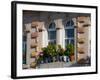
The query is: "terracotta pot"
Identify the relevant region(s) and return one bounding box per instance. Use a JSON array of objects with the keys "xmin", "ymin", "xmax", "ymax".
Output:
[{"xmin": 70, "ymin": 55, "xmax": 75, "ymax": 61}]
